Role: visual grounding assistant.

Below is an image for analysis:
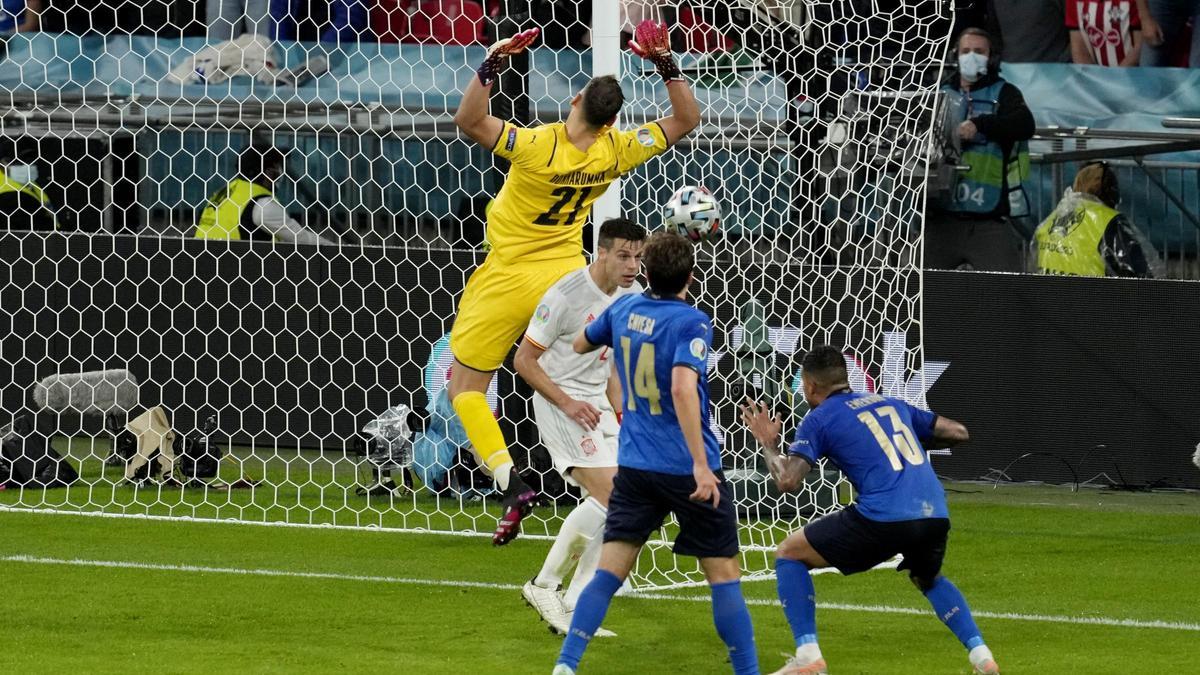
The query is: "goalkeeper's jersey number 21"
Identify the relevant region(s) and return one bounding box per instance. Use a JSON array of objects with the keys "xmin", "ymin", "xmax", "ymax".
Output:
[{"xmin": 534, "ymin": 186, "xmax": 594, "ymax": 227}]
